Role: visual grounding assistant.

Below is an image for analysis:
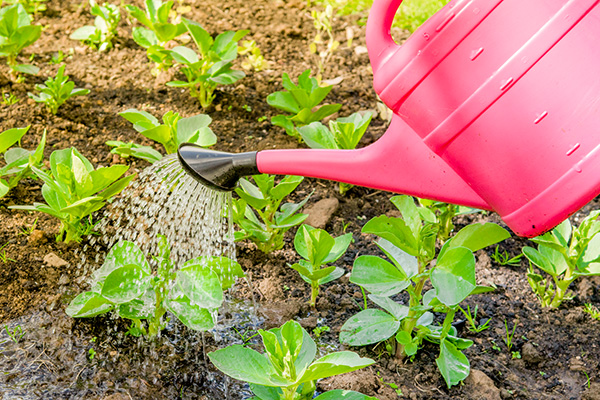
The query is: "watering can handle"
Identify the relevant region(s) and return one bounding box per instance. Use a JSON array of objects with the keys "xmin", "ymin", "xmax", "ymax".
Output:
[{"xmin": 366, "ymin": 0, "xmax": 403, "ymax": 73}]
